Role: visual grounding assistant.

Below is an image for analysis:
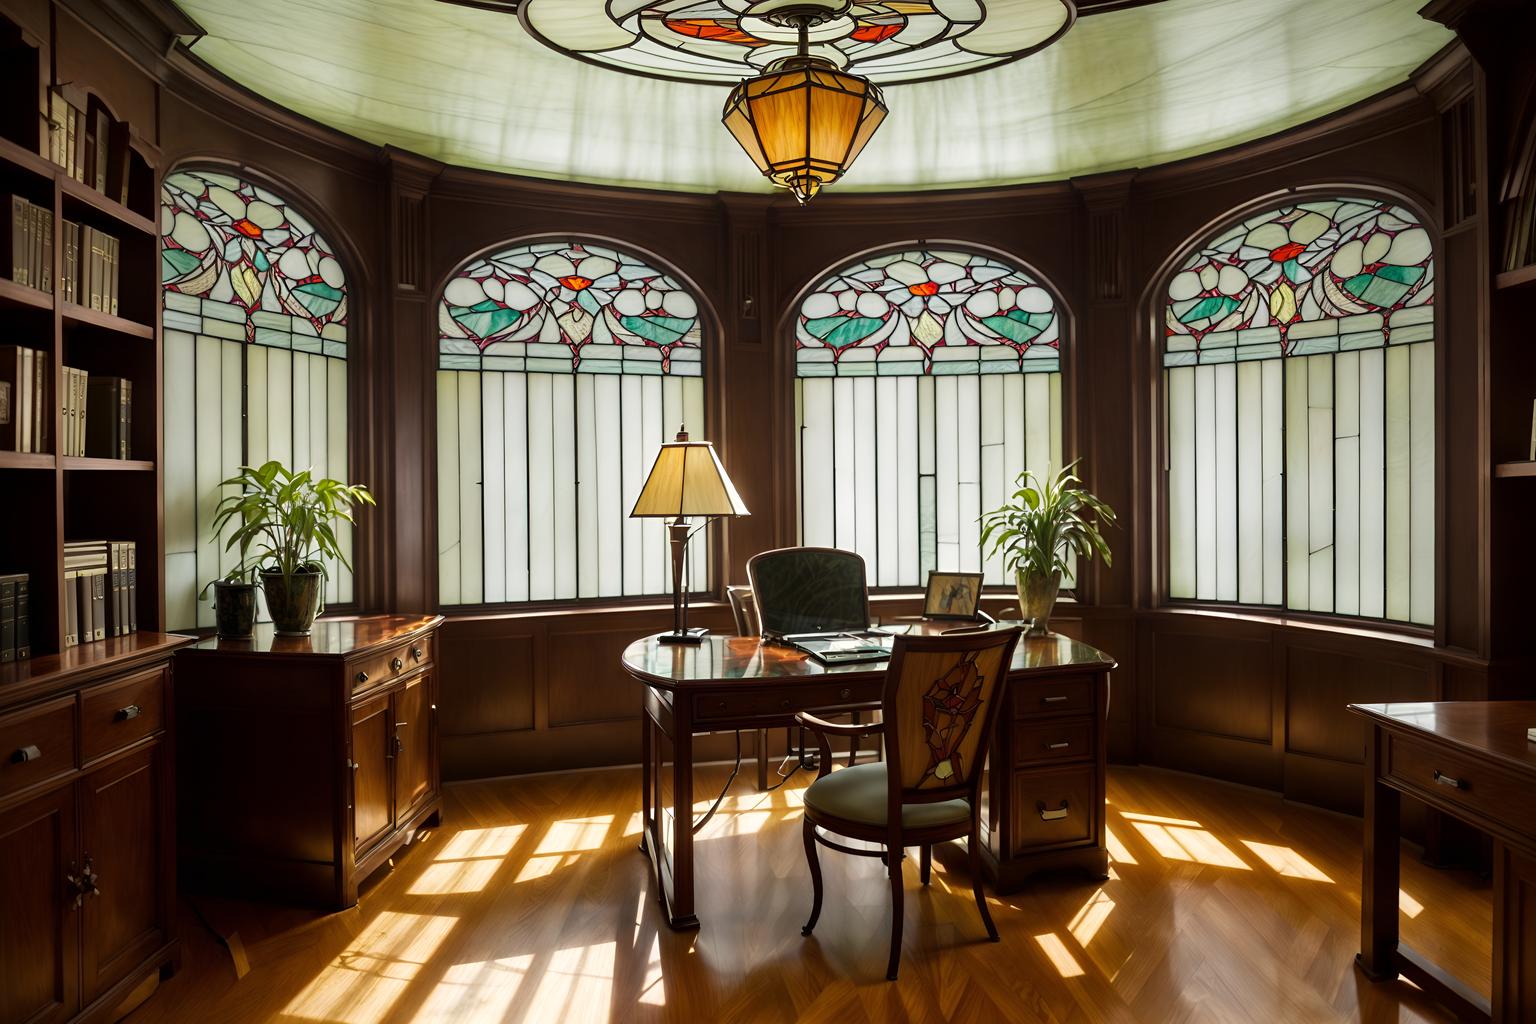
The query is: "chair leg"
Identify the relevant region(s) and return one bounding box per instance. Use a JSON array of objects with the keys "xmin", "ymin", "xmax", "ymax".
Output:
[
  {"xmin": 756, "ymin": 729, "xmax": 769, "ymax": 791},
  {"xmin": 801, "ymin": 820, "xmax": 823, "ymax": 936},
  {"xmin": 887, "ymin": 846, "xmax": 905, "ymax": 981},
  {"xmin": 920, "ymin": 844, "xmax": 931, "ymax": 886},
  {"xmin": 969, "ymin": 831, "xmax": 998, "ymax": 942}
]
